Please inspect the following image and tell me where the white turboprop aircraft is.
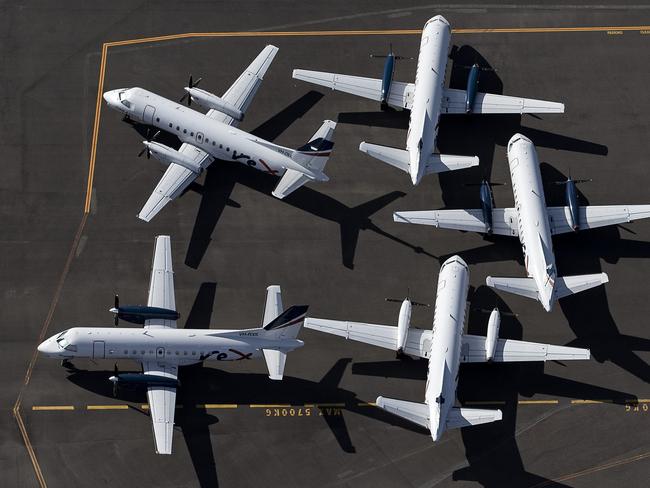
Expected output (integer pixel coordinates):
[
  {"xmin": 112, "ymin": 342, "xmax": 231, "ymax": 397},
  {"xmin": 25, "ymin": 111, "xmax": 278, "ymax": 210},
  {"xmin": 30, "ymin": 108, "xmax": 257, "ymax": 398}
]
[
  {"xmin": 103, "ymin": 45, "xmax": 337, "ymax": 221},
  {"xmin": 395, "ymin": 133, "xmax": 650, "ymax": 311},
  {"xmin": 305, "ymin": 255, "xmax": 589, "ymax": 441},
  {"xmin": 37, "ymin": 236, "xmax": 307, "ymax": 455},
  {"xmin": 293, "ymin": 15, "xmax": 564, "ymax": 185}
]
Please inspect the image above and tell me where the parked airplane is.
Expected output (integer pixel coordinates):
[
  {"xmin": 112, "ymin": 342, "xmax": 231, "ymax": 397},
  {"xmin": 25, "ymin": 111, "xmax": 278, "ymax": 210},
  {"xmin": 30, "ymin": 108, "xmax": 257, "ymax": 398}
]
[
  {"xmin": 293, "ymin": 15, "xmax": 564, "ymax": 185},
  {"xmin": 37, "ymin": 236, "xmax": 307, "ymax": 455},
  {"xmin": 305, "ymin": 255, "xmax": 590, "ymax": 441},
  {"xmin": 103, "ymin": 45, "xmax": 337, "ymax": 222},
  {"xmin": 394, "ymin": 133, "xmax": 650, "ymax": 311}
]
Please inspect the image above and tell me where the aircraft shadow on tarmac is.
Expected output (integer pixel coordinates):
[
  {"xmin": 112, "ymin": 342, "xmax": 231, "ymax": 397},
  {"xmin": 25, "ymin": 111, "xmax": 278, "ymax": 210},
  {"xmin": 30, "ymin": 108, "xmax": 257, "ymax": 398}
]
[
  {"xmin": 64, "ymin": 282, "xmax": 428, "ymax": 486},
  {"xmin": 351, "ymin": 287, "xmax": 635, "ymax": 487},
  {"xmin": 431, "ymin": 163, "xmax": 650, "ymax": 384},
  {"xmin": 336, "ymin": 45, "xmax": 608, "ymax": 210}
]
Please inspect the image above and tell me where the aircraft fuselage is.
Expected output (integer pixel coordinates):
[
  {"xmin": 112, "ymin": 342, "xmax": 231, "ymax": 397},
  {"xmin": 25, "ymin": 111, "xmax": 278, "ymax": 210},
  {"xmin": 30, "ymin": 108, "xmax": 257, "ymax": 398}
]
[
  {"xmin": 507, "ymin": 134, "xmax": 557, "ymax": 311},
  {"xmin": 425, "ymin": 255, "xmax": 469, "ymax": 440},
  {"xmin": 38, "ymin": 326, "xmax": 303, "ymax": 365},
  {"xmin": 406, "ymin": 15, "xmax": 451, "ymax": 185},
  {"xmin": 103, "ymin": 87, "xmax": 301, "ymax": 177}
]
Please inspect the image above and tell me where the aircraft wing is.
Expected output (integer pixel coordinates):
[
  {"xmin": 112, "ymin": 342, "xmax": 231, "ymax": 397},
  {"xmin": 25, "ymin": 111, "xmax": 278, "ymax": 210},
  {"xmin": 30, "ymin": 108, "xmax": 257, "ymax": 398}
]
[
  {"xmin": 207, "ymin": 45, "xmax": 279, "ymax": 127},
  {"xmin": 143, "ymin": 360, "xmax": 178, "ymax": 455},
  {"xmin": 304, "ymin": 318, "xmax": 431, "ymax": 357},
  {"xmin": 441, "ymin": 88, "xmax": 565, "ymax": 114},
  {"xmin": 461, "ymin": 334, "xmax": 590, "ymax": 362},
  {"xmin": 138, "ymin": 143, "xmax": 213, "ymax": 222},
  {"xmin": 145, "ymin": 235, "xmax": 177, "ymax": 329},
  {"xmin": 548, "ymin": 205, "xmax": 650, "ymax": 235},
  {"xmin": 393, "ymin": 208, "xmax": 519, "ymax": 236},
  {"xmin": 292, "ymin": 69, "xmax": 414, "ymax": 109}
]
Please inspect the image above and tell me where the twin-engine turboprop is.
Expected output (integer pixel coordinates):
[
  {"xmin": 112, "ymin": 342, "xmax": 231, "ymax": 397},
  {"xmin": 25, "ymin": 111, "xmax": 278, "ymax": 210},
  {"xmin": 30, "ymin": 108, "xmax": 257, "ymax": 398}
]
[
  {"xmin": 293, "ymin": 15, "xmax": 564, "ymax": 185},
  {"xmin": 103, "ymin": 45, "xmax": 337, "ymax": 222},
  {"xmin": 38, "ymin": 236, "xmax": 307, "ymax": 455},
  {"xmin": 394, "ymin": 133, "xmax": 650, "ymax": 312},
  {"xmin": 305, "ymin": 255, "xmax": 590, "ymax": 441}
]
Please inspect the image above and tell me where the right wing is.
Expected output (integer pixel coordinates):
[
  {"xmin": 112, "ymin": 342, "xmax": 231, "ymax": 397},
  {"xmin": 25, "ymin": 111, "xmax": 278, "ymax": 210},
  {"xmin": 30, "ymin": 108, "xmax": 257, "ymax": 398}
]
[
  {"xmin": 304, "ymin": 318, "xmax": 431, "ymax": 358},
  {"xmin": 271, "ymin": 168, "xmax": 311, "ymax": 199},
  {"xmin": 461, "ymin": 334, "xmax": 590, "ymax": 362},
  {"xmin": 145, "ymin": 235, "xmax": 177, "ymax": 329},
  {"xmin": 548, "ymin": 205, "xmax": 650, "ymax": 235},
  {"xmin": 375, "ymin": 396, "xmax": 430, "ymax": 430},
  {"xmin": 138, "ymin": 143, "xmax": 213, "ymax": 222},
  {"xmin": 393, "ymin": 208, "xmax": 519, "ymax": 236},
  {"xmin": 207, "ymin": 45, "xmax": 279, "ymax": 127},
  {"xmin": 441, "ymin": 88, "xmax": 565, "ymax": 114},
  {"xmin": 446, "ymin": 407, "xmax": 502, "ymax": 429},
  {"xmin": 292, "ymin": 69, "xmax": 414, "ymax": 109},
  {"xmin": 143, "ymin": 360, "xmax": 178, "ymax": 455}
]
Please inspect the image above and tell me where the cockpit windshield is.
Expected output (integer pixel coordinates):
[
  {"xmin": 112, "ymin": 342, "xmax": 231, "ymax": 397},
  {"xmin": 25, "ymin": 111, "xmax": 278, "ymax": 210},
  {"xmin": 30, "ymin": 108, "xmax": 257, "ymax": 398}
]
[
  {"xmin": 118, "ymin": 89, "xmax": 131, "ymax": 108},
  {"xmin": 55, "ymin": 330, "xmax": 77, "ymax": 351}
]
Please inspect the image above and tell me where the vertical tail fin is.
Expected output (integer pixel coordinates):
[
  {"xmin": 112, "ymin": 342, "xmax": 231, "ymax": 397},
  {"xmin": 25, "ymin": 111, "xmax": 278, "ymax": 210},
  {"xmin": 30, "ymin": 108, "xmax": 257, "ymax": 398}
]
[
  {"xmin": 263, "ymin": 304, "xmax": 308, "ymax": 340},
  {"xmin": 261, "ymin": 304, "xmax": 307, "ymax": 380},
  {"xmin": 290, "ymin": 119, "xmax": 336, "ymax": 173}
]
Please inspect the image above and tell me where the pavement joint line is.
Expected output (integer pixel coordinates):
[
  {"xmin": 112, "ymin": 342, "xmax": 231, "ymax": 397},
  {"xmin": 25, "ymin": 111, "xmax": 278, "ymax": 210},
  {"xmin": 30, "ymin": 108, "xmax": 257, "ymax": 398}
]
[{"xmin": 22, "ymin": 25, "xmax": 650, "ymax": 488}]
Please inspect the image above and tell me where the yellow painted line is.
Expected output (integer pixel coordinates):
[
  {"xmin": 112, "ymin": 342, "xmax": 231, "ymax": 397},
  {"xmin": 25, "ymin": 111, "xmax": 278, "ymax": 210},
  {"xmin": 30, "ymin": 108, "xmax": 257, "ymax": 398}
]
[
  {"xmin": 199, "ymin": 404, "xmax": 238, "ymax": 409},
  {"xmin": 31, "ymin": 405, "xmax": 75, "ymax": 411},
  {"xmin": 140, "ymin": 404, "xmax": 149, "ymax": 410},
  {"xmin": 357, "ymin": 402, "xmax": 377, "ymax": 407},
  {"xmin": 518, "ymin": 400, "xmax": 559, "ymax": 405},
  {"xmin": 249, "ymin": 404, "xmax": 292, "ymax": 408},
  {"xmin": 571, "ymin": 399, "xmax": 612, "ymax": 404},
  {"xmin": 86, "ymin": 404, "xmax": 129, "ymax": 410}
]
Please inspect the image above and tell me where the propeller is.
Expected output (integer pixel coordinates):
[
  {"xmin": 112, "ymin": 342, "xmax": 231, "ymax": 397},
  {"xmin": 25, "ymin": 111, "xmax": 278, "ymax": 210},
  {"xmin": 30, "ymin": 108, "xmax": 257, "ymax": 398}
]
[
  {"xmin": 179, "ymin": 74, "xmax": 203, "ymax": 106},
  {"xmin": 473, "ymin": 307, "xmax": 518, "ymax": 317},
  {"xmin": 385, "ymin": 288, "xmax": 429, "ymax": 307},
  {"xmin": 110, "ymin": 363, "xmax": 119, "ymax": 397},
  {"xmin": 111, "ymin": 294, "xmax": 119, "ymax": 326},
  {"xmin": 137, "ymin": 128, "xmax": 161, "ymax": 159}
]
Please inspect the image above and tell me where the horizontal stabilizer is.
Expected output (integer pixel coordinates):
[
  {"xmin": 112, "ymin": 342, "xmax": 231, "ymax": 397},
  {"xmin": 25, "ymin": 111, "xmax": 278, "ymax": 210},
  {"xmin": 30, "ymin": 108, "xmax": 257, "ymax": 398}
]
[
  {"xmin": 359, "ymin": 142, "xmax": 410, "ymax": 173},
  {"xmin": 485, "ymin": 276, "xmax": 538, "ymax": 300},
  {"xmin": 461, "ymin": 334, "xmax": 591, "ymax": 362},
  {"xmin": 375, "ymin": 396, "xmax": 429, "ymax": 429},
  {"xmin": 393, "ymin": 208, "xmax": 518, "ymax": 236},
  {"xmin": 262, "ymin": 349, "xmax": 287, "ymax": 380},
  {"xmin": 446, "ymin": 407, "xmax": 502, "ymax": 429},
  {"xmin": 424, "ymin": 153, "xmax": 479, "ymax": 175},
  {"xmin": 555, "ymin": 273, "xmax": 609, "ymax": 299},
  {"xmin": 272, "ymin": 168, "xmax": 311, "ymax": 199},
  {"xmin": 441, "ymin": 88, "xmax": 565, "ymax": 114}
]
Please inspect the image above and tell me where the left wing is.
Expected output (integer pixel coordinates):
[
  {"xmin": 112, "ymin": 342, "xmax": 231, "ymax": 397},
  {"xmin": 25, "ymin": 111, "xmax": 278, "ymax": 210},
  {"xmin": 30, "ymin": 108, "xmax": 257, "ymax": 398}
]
[
  {"xmin": 292, "ymin": 69, "xmax": 414, "ymax": 109},
  {"xmin": 138, "ymin": 143, "xmax": 213, "ymax": 222},
  {"xmin": 548, "ymin": 205, "xmax": 650, "ymax": 235},
  {"xmin": 441, "ymin": 88, "xmax": 564, "ymax": 114},
  {"xmin": 304, "ymin": 318, "xmax": 431, "ymax": 357},
  {"xmin": 393, "ymin": 208, "xmax": 519, "ymax": 236},
  {"xmin": 143, "ymin": 360, "xmax": 178, "ymax": 455},
  {"xmin": 146, "ymin": 235, "xmax": 177, "ymax": 329},
  {"xmin": 461, "ymin": 334, "xmax": 590, "ymax": 363},
  {"xmin": 207, "ymin": 45, "xmax": 279, "ymax": 127}
]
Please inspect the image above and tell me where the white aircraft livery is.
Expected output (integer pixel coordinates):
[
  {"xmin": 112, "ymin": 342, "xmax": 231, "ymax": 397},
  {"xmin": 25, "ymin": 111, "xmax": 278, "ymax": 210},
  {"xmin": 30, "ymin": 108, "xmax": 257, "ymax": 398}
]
[
  {"xmin": 293, "ymin": 15, "xmax": 564, "ymax": 185},
  {"xmin": 103, "ymin": 45, "xmax": 337, "ymax": 221},
  {"xmin": 395, "ymin": 133, "xmax": 650, "ymax": 311},
  {"xmin": 305, "ymin": 255, "xmax": 590, "ymax": 441},
  {"xmin": 38, "ymin": 236, "xmax": 307, "ymax": 455}
]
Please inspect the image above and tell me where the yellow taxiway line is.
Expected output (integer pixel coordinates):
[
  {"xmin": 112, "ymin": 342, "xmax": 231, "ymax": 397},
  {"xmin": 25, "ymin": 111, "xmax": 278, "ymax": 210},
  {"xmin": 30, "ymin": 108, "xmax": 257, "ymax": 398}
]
[{"xmin": 31, "ymin": 405, "xmax": 75, "ymax": 411}]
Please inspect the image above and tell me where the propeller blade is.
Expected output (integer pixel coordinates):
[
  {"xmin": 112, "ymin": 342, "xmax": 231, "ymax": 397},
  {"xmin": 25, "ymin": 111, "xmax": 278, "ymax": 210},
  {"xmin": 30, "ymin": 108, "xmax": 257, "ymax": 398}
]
[
  {"xmin": 152, "ymin": 130, "xmax": 161, "ymax": 141},
  {"xmin": 385, "ymin": 298, "xmax": 403, "ymax": 303},
  {"xmin": 112, "ymin": 381, "xmax": 118, "ymax": 398},
  {"xmin": 114, "ymin": 295, "xmax": 119, "ymax": 309},
  {"xmin": 411, "ymin": 301, "xmax": 430, "ymax": 307},
  {"xmin": 179, "ymin": 93, "xmax": 189, "ymax": 103},
  {"xmin": 137, "ymin": 146, "xmax": 147, "ymax": 158}
]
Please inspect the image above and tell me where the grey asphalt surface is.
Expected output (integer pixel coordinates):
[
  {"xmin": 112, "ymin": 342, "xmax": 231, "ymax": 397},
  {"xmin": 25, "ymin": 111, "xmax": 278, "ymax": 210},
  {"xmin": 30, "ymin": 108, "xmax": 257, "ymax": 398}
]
[{"xmin": 1, "ymin": 1, "xmax": 650, "ymax": 487}]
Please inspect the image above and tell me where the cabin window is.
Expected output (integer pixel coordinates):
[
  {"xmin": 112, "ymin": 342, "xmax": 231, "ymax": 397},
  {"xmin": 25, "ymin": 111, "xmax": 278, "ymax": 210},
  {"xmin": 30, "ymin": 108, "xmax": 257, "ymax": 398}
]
[
  {"xmin": 175, "ymin": 351, "xmax": 179, "ymax": 355},
  {"xmin": 183, "ymin": 129, "xmax": 187, "ymax": 134},
  {"xmin": 205, "ymin": 138, "xmax": 209, "ymax": 143},
  {"xmin": 156, "ymin": 117, "xmax": 160, "ymax": 122},
  {"xmin": 132, "ymin": 350, "xmax": 136, "ymax": 355},
  {"xmin": 169, "ymin": 123, "xmax": 172, "ymax": 128},
  {"xmin": 190, "ymin": 132, "xmax": 194, "ymax": 136},
  {"xmin": 124, "ymin": 350, "xmax": 128, "ymax": 354},
  {"xmin": 226, "ymin": 147, "xmax": 230, "ymax": 152},
  {"xmin": 212, "ymin": 141, "xmax": 215, "ymax": 146},
  {"xmin": 176, "ymin": 126, "xmax": 180, "ymax": 131},
  {"xmin": 149, "ymin": 350, "xmax": 153, "ymax": 354},
  {"xmin": 141, "ymin": 350, "xmax": 145, "ymax": 355}
]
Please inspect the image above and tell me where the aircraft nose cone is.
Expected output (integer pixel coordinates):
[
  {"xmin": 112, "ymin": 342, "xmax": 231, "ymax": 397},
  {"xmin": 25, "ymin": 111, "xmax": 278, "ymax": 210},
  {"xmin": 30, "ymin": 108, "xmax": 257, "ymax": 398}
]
[
  {"xmin": 103, "ymin": 89, "xmax": 121, "ymax": 106},
  {"xmin": 37, "ymin": 338, "xmax": 57, "ymax": 355}
]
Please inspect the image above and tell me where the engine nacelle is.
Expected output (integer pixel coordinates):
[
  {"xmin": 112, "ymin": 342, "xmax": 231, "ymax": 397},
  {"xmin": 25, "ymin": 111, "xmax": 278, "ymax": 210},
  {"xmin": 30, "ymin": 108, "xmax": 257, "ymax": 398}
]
[
  {"xmin": 565, "ymin": 179, "xmax": 580, "ymax": 231},
  {"xmin": 479, "ymin": 180, "xmax": 494, "ymax": 234},
  {"xmin": 185, "ymin": 87, "xmax": 244, "ymax": 121},
  {"xmin": 465, "ymin": 64, "xmax": 480, "ymax": 113},
  {"xmin": 485, "ymin": 308, "xmax": 500, "ymax": 361},
  {"xmin": 144, "ymin": 141, "xmax": 203, "ymax": 174},
  {"xmin": 396, "ymin": 299, "xmax": 412, "ymax": 353}
]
